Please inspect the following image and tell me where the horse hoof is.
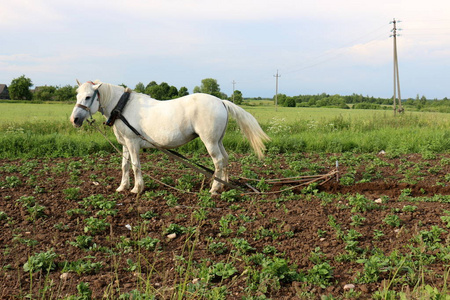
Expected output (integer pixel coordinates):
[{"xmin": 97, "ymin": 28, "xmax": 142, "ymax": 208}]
[{"xmin": 131, "ymin": 187, "xmax": 143, "ymax": 194}]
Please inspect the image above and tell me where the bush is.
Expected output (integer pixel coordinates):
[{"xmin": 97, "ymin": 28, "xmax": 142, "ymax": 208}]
[{"xmin": 353, "ymin": 102, "xmax": 382, "ymax": 110}]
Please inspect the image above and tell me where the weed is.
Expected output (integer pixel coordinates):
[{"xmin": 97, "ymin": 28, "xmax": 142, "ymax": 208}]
[
  {"xmin": 63, "ymin": 187, "xmax": 81, "ymax": 200},
  {"xmin": 140, "ymin": 210, "xmax": 158, "ymax": 219},
  {"xmin": 164, "ymin": 223, "xmax": 187, "ymax": 235},
  {"xmin": 209, "ymin": 262, "xmax": 237, "ymax": 279},
  {"xmin": 208, "ymin": 242, "xmax": 228, "ymax": 255},
  {"xmin": 23, "ymin": 249, "xmax": 58, "ymax": 273},
  {"xmin": 232, "ymin": 238, "xmax": 255, "ymax": 254},
  {"xmin": 69, "ymin": 235, "xmax": 94, "ymax": 250},
  {"xmin": 221, "ymin": 189, "xmax": 243, "ymax": 202},
  {"xmin": 402, "ymin": 205, "xmax": 418, "ymax": 212},
  {"xmin": 348, "ymin": 194, "xmax": 378, "ymax": 212},
  {"xmin": 62, "ymin": 258, "xmax": 103, "ymax": 275},
  {"xmin": 137, "ymin": 237, "xmax": 160, "ymax": 251},
  {"xmin": 383, "ymin": 214, "xmax": 402, "ymax": 227},
  {"xmin": 83, "ymin": 217, "xmax": 110, "ymax": 235},
  {"xmin": 165, "ymin": 193, "xmax": 179, "ymax": 207},
  {"xmin": 373, "ymin": 229, "xmax": 385, "ymax": 240},
  {"xmin": 0, "ymin": 211, "xmax": 8, "ymax": 221},
  {"xmin": 63, "ymin": 282, "xmax": 92, "ymax": 300},
  {"xmin": 4, "ymin": 176, "xmax": 22, "ymax": 187},
  {"xmin": 350, "ymin": 214, "xmax": 366, "ymax": 226},
  {"xmin": 307, "ymin": 262, "xmax": 334, "ymax": 288}
]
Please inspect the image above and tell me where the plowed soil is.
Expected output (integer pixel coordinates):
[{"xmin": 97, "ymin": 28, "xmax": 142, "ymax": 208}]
[{"xmin": 1, "ymin": 152, "xmax": 449, "ymax": 299}]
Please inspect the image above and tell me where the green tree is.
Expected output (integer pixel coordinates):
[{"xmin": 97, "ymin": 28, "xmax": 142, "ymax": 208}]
[
  {"xmin": 194, "ymin": 78, "xmax": 223, "ymax": 98},
  {"xmin": 147, "ymin": 84, "xmax": 164, "ymax": 99},
  {"xmin": 167, "ymin": 86, "xmax": 178, "ymax": 99},
  {"xmin": 9, "ymin": 75, "xmax": 33, "ymax": 100},
  {"xmin": 178, "ymin": 86, "xmax": 189, "ymax": 97},
  {"xmin": 284, "ymin": 98, "xmax": 296, "ymax": 107},
  {"xmin": 231, "ymin": 90, "xmax": 243, "ymax": 105},
  {"xmin": 34, "ymin": 85, "xmax": 56, "ymax": 101},
  {"xmin": 55, "ymin": 85, "xmax": 77, "ymax": 101},
  {"xmin": 134, "ymin": 82, "xmax": 145, "ymax": 93},
  {"xmin": 145, "ymin": 81, "xmax": 158, "ymax": 94}
]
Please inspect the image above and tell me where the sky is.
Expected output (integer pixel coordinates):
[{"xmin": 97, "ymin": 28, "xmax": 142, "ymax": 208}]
[{"xmin": 1, "ymin": 0, "xmax": 450, "ymax": 99}]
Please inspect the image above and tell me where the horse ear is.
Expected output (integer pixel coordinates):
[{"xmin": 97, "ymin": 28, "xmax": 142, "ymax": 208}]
[
  {"xmin": 93, "ymin": 83, "xmax": 103, "ymax": 90},
  {"xmin": 76, "ymin": 79, "xmax": 81, "ymax": 86}
]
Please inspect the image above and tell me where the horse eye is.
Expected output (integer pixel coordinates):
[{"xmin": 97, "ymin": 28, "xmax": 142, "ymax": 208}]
[{"xmin": 85, "ymin": 96, "xmax": 91, "ymax": 100}]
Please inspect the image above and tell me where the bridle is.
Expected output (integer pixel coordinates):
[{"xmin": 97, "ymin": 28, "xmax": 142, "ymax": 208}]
[{"xmin": 75, "ymin": 82, "xmax": 102, "ymax": 114}]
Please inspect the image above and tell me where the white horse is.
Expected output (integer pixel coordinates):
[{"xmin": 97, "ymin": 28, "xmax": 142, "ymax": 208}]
[{"xmin": 70, "ymin": 80, "xmax": 270, "ymax": 194}]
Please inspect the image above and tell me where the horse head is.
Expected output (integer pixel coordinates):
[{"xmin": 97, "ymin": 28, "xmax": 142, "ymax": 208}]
[{"xmin": 70, "ymin": 80, "xmax": 102, "ymax": 127}]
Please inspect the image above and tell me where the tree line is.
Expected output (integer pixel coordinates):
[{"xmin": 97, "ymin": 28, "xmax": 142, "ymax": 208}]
[
  {"xmin": 4, "ymin": 75, "xmax": 244, "ymax": 104},
  {"xmin": 4, "ymin": 75, "xmax": 449, "ymax": 112},
  {"xmin": 274, "ymin": 92, "xmax": 450, "ymax": 112}
]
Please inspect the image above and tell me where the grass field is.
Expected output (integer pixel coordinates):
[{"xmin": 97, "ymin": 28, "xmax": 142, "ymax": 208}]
[{"xmin": 0, "ymin": 102, "xmax": 449, "ymax": 159}]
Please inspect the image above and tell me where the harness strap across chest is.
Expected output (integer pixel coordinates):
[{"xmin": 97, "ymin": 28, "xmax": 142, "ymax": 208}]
[{"xmin": 105, "ymin": 88, "xmax": 132, "ymax": 126}]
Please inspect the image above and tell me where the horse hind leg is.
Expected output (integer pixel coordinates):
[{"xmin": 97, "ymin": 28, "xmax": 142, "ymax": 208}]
[
  {"xmin": 205, "ymin": 142, "xmax": 228, "ymax": 195},
  {"xmin": 219, "ymin": 142, "xmax": 229, "ymax": 183}
]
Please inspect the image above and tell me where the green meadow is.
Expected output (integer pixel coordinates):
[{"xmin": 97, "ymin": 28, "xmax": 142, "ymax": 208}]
[{"xmin": 0, "ymin": 102, "xmax": 449, "ymax": 159}]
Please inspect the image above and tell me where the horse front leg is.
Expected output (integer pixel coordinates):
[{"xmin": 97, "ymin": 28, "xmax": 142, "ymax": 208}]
[
  {"xmin": 116, "ymin": 145, "xmax": 130, "ymax": 192},
  {"xmin": 127, "ymin": 142, "xmax": 144, "ymax": 194}
]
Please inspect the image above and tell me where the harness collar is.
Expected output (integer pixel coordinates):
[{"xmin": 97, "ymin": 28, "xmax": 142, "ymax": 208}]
[{"xmin": 105, "ymin": 88, "xmax": 132, "ymax": 126}]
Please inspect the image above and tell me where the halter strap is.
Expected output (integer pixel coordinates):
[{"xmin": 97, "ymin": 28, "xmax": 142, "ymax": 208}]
[{"xmin": 76, "ymin": 86, "xmax": 101, "ymax": 113}]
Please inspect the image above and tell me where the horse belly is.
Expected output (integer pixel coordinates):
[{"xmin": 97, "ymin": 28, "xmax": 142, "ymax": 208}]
[{"xmin": 140, "ymin": 120, "xmax": 197, "ymax": 149}]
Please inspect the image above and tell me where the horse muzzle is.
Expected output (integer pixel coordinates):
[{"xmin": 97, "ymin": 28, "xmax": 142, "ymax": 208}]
[{"xmin": 70, "ymin": 114, "xmax": 85, "ymax": 127}]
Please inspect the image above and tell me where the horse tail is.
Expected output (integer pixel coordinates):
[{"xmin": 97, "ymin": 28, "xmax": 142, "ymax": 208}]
[{"xmin": 222, "ymin": 100, "xmax": 270, "ymax": 159}]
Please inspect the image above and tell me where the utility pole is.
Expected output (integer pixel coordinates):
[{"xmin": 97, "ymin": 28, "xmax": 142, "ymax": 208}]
[
  {"xmin": 274, "ymin": 70, "xmax": 281, "ymax": 111},
  {"xmin": 231, "ymin": 80, "xmax": 236, "ymax": 103},
  {"xmin": 390, "ymin": 18, "xmax": 403, "ymax": 115}
]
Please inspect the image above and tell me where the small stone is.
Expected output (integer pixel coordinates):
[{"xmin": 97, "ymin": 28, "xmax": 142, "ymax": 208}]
[
  {"xmin": 374, "ymin": 198, "xmax": 383, "ymax": 203},
  {"xmin": 192, "ymin": 278, "xmax": 200, "ymax": 284},
  {"xmin": 60, "ymin": 273, "xmax": 69, "ymax": 280},
  {"xmin": 343, "ymin": 283, "xmax": 355, "ymax": 290},
  {"xmin": 167, "ymin": 233, "xmax": 177, "ymax": 239},
  {"xmin": 379, "ymin": 150, "xmax": 386, "ymax": 155}
]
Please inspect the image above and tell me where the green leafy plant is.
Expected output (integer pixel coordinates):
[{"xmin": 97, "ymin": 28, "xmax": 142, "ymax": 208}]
[
  {"xmin": 137, "ymin": 237, "xmax": 160, "ymax": 251},
  {"xmin": 62, "ymin": 258, "xmax": 103, "ymax": 275},
  {"xmin": 350, "ymin": 214, "xmax": 366, "ymax": 226},
  {"xmin": 307, "ymin": 262, "xmax": 334, "ymax": 288},
  {"xmin": 69, "ymin": 235, "xmax": 94, "ymax": 250},
  {"xmin": 231, "ymin": 238, "xmax": 255, "ymax": 253},
  {"xmin": 0, "ymin": 211, "xmax": 8, "ymax": 221},
  {"xmin": 209, "ymin": 262, "xmax": 237, "ymax": 279},
  {"xmin": 83, "ymin": 217, "xmax": 110, "ymax": 235},
  {"xmin": 140, "ymin": 210, "xmax": 158, "ymax": 219},
  {"xmin": 208, "ymin": 242, "xmax": 228, "ymax": 255},
  {"xmin": 23, "ymin": 249, "xmax": 58, "ymax": 273},
  {"xmin": 164, "ymin": 223, "xmax": 187, "ymax": 235},
  {"xmin": 383, "ymin": 214, "xmax": 402, "ymax": 227},
  {"xmin": 348, "ymin": 194, "xmax": 378, "ymax": 212},
  {"xmin": 63, "ymin": 187, "xmax": 81, "ymax": 200}
]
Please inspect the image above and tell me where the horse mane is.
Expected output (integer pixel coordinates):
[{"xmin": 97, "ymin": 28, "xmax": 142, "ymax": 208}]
[{"xmin": 95, "ymin": 80, "xmax": 121, "ymax": 107}]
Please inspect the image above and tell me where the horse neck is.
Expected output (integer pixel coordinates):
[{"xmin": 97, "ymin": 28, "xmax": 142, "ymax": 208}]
[{"xmin": 98, "ymin": 83, "xmax": 123, "ymax": 117}]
